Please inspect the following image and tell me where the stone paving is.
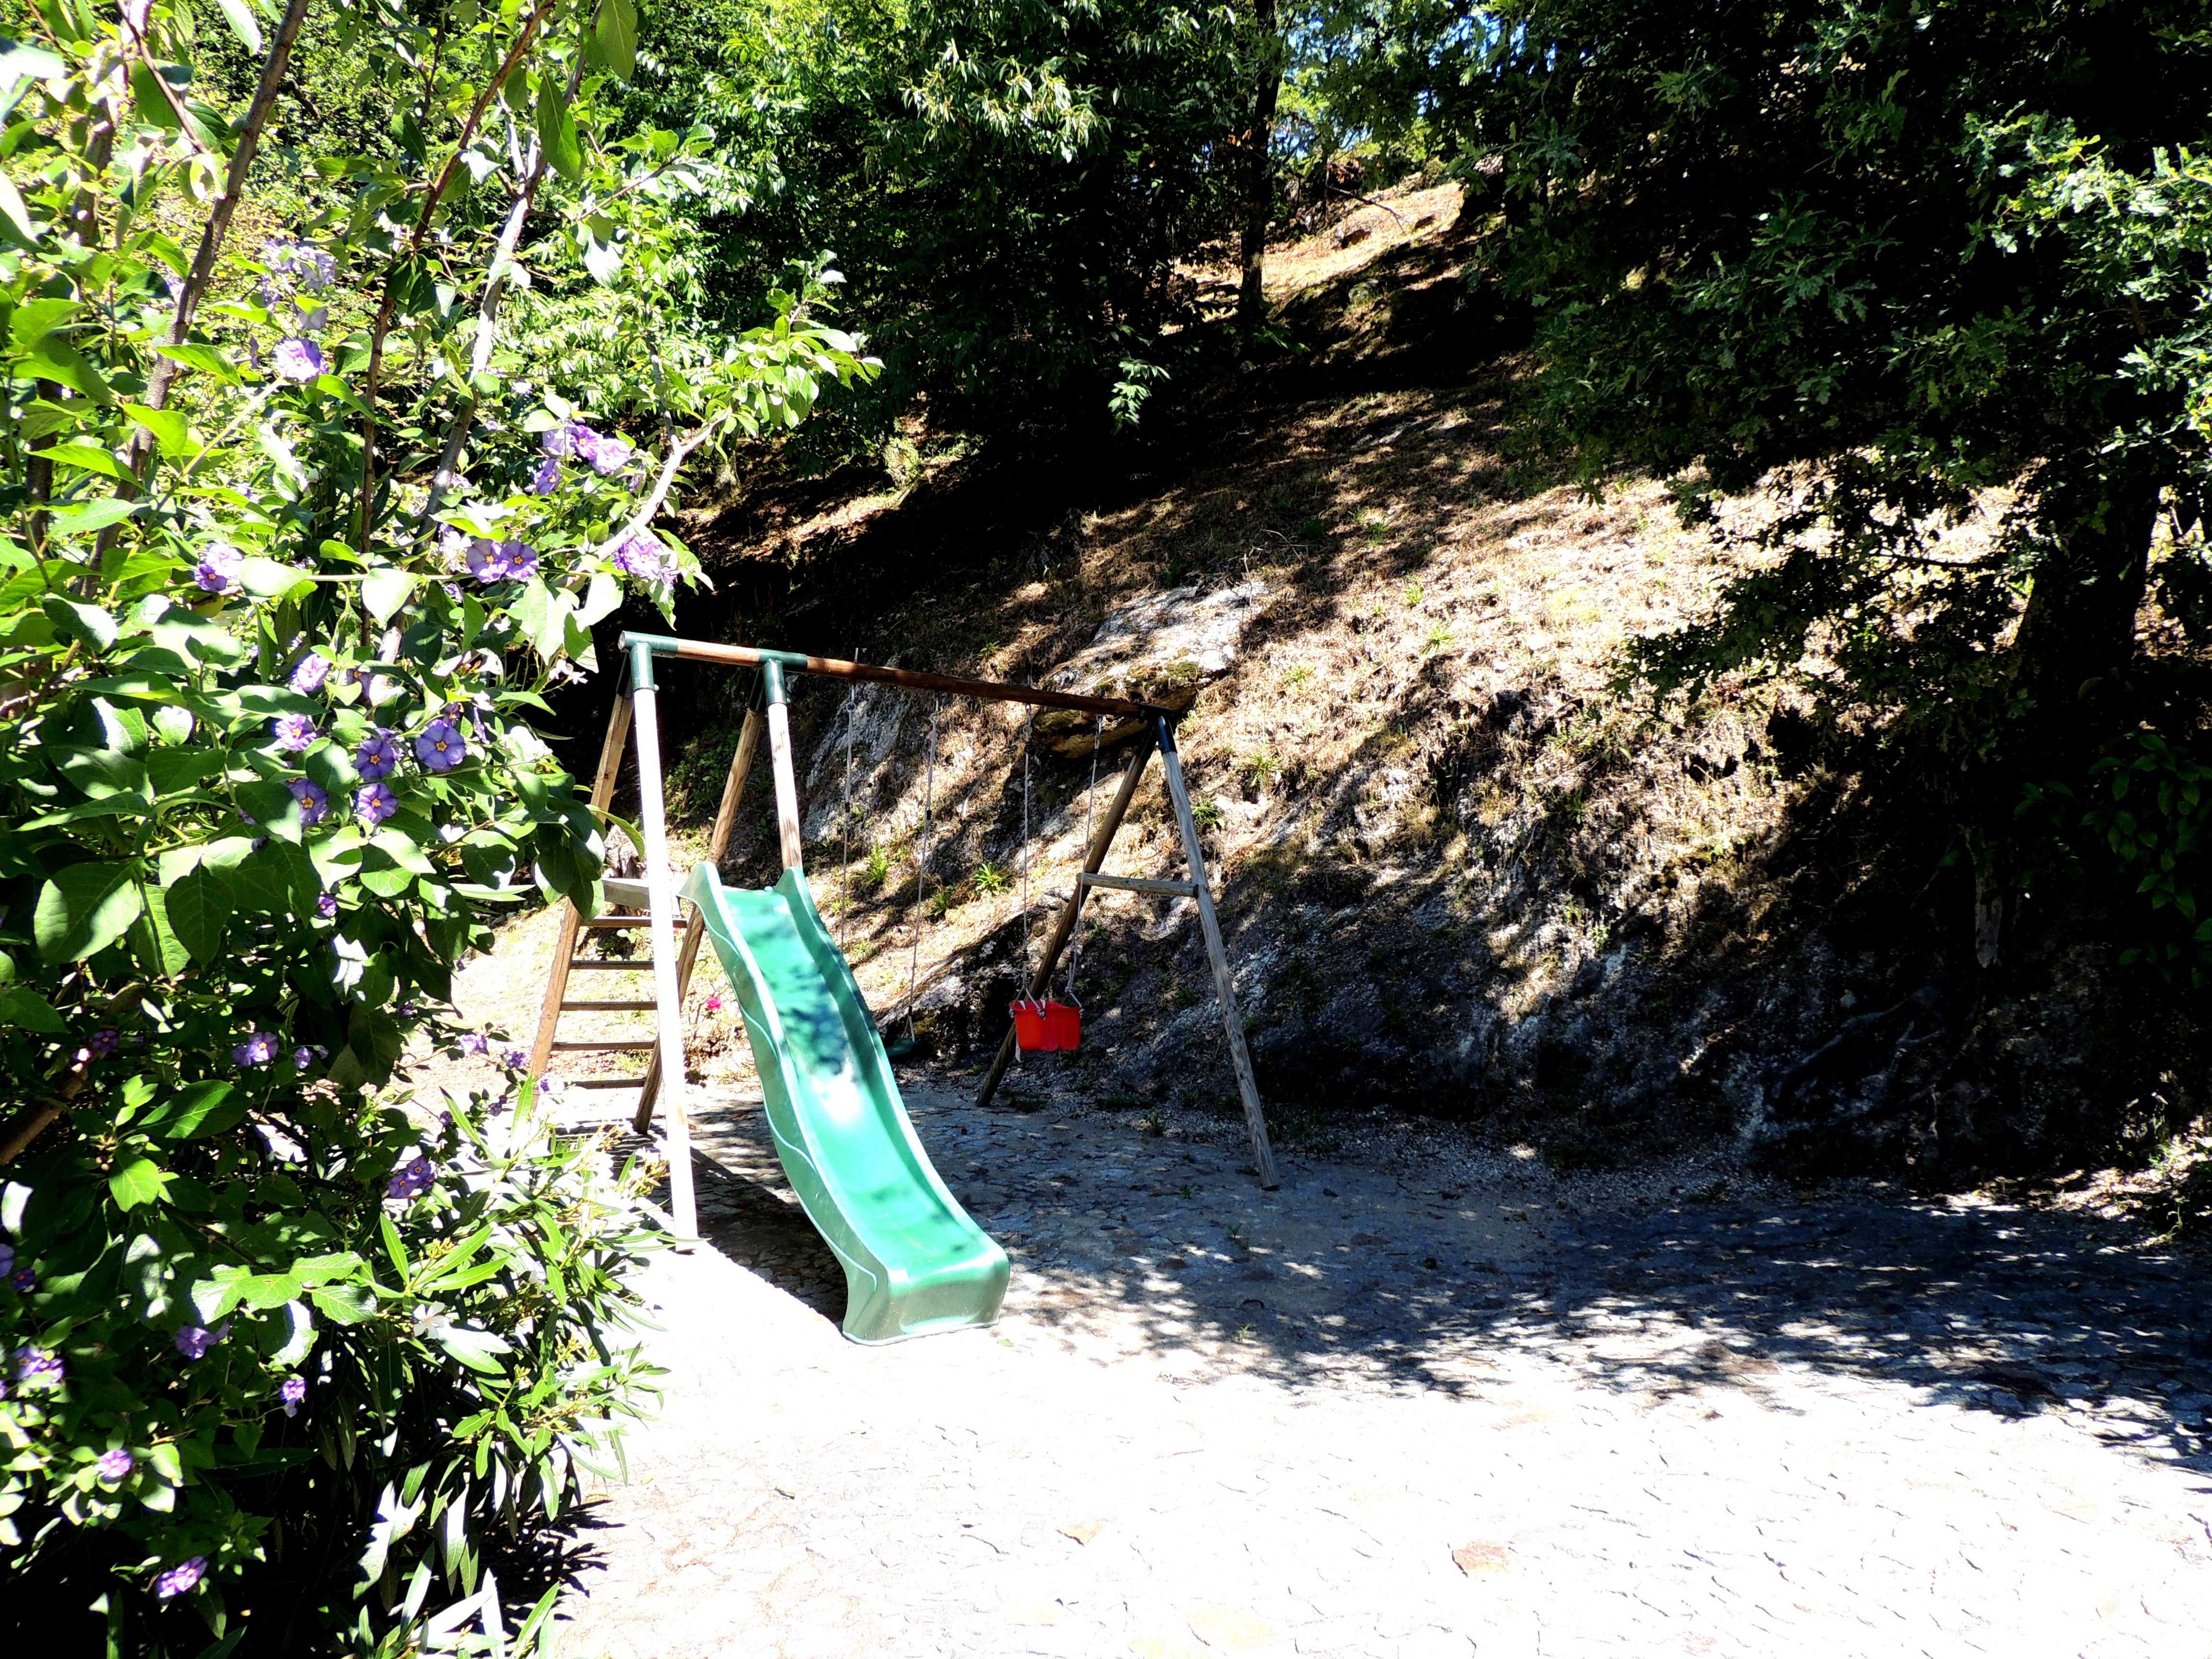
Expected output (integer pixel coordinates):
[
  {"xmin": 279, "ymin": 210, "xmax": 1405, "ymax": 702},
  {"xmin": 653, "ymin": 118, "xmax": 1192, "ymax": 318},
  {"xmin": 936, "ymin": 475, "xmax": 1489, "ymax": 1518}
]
[{"xmin": 551, "ymin": 1072, "xmax": 2212, "ymax": 1659}]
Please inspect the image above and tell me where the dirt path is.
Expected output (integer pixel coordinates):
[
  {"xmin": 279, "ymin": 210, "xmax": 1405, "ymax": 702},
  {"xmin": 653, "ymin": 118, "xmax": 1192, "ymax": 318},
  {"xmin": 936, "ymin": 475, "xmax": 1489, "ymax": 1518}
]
[
  {"xmin": 529, "ymin": 1059, "xmax": 2212, "ymax": 1659},
  {"xmin": 433, "ymin": 910, "xmax": 2212, "ymax": 1657}
]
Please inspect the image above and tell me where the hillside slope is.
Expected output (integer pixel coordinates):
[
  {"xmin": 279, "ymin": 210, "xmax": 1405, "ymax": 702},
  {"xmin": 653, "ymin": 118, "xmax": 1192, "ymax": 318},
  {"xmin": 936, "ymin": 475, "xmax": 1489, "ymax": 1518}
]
[{"xmin": 578, "ymin": 182, "xmax": 2201, "ymax": 1182}]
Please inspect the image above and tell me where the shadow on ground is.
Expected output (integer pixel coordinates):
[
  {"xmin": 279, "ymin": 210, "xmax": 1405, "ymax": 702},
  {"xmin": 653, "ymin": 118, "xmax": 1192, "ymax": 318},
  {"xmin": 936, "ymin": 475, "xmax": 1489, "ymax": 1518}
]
[{"xmin": 660, "ymin": 1078, "xmax": 2212, "ymax": 1480}]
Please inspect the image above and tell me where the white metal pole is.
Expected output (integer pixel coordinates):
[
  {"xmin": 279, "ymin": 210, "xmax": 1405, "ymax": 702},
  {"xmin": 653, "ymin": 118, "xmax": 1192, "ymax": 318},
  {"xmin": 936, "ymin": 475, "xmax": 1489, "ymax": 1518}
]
[{"xmin": 627, "ymin": 642, "xmax": 698, "ymax": 1242}]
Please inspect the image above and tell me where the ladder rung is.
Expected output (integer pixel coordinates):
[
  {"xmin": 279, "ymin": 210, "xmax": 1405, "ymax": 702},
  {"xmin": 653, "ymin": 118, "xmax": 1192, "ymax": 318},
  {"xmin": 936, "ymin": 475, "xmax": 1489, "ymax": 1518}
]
[
  {"xmin": 566, "ymin": 1075, "xmax": 648, "ymax": 1089},
  {"xmin": 565, "ymin": 959, "xmax": 656, "ymax": 971},
  {"xmin": 561, "ymin": 999, "xmax": 658, "ymax": 1012},
  {"xmin": 1080, "ymin": 871, "xmax": 1198, "ymax": 897},
  {"xmin": 580, "ymin": 916, "xmax": 693, "ymax": 930},
  {"xmin": 551, "ymin": 1039, "xmax": 657, "ymax": 1051}
]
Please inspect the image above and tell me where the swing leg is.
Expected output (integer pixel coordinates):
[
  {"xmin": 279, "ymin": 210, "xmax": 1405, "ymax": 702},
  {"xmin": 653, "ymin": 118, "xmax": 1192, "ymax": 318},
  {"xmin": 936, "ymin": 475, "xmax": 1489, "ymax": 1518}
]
[
  {"xmin": 628, "ymin": 642, "xmax": 699, "ymax": 1240},
  {"xmin": 1156, "ymin": 719, "xmax": 1280, "ymax": 1190},
  {"xmin": 636, "ymin": 706, "xmax": 763, "ymax": 1133},
  {"xmin": 977, "ymin": 731, "xmax": 1157, "ymax": 1108}
]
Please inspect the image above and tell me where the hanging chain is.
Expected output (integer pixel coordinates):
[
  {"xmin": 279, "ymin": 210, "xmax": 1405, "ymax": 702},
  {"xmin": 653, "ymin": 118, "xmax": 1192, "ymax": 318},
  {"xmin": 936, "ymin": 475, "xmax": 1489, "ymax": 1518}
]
[
  {"xmin": 1019, "ymin": 709, "xmax": 1034, "ymax": 997},
  {"xmin": 1068, "ymin": 713, "xmax": 1103, "ymax": 1002},
  {"xmin": 904, "ymin": 698, "xmax": 938, "ymax": 1043}
]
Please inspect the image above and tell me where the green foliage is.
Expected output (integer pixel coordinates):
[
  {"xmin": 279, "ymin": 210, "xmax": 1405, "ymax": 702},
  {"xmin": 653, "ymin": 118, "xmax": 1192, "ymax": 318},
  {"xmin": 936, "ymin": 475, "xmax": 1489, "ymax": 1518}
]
[
  {"xmin": 627, "ymin": 0, "xmax": 1253, "ymax": 438},
  {"xmin": 0, "ymin": 0, "xmax": 866, "ymax": 1647},
  {"xmin": 1471, "ymin": 0, "xmax": 2212, "ymax": 959},
  {"xmin": 2084, "ymin": 730, "xmax": 2212, "ymax": 984}
]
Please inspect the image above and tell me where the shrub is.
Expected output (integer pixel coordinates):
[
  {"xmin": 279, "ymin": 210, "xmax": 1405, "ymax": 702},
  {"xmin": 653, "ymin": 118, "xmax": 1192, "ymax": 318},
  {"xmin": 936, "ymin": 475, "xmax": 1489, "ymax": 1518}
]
[{"xmin": 0, "ymin": 1, "xmax": 869, "ymax": 1647}]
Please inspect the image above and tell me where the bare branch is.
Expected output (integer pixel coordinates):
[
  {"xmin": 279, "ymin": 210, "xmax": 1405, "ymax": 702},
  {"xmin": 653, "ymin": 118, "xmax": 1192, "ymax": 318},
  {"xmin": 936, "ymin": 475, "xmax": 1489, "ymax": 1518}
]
[
  {"xmin": 357, "ymin": 0, "xmax": 563, "ymax": 554},
  {"xmin": 592, "ymin": 420, "xmax": 724, "ymax": 558}
]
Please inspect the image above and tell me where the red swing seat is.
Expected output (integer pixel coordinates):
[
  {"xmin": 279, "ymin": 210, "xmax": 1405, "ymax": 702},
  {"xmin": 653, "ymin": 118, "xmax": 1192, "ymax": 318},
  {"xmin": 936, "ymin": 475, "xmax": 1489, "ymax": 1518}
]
[{"xmin": 1010, "ymin": 996, "xmax": 1082, "ymax": 1053}]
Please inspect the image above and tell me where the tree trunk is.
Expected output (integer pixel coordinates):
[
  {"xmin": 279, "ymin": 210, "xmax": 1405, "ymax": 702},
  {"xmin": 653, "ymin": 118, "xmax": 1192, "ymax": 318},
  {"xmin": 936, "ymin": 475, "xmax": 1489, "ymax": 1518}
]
[
  {"xmin": 2012, "ymin": 475, "xmax": 2161, "ymax": 714},
  {"xmin": 1237, "ymin": 0, "xmax": 1282, "ymax": 332}
]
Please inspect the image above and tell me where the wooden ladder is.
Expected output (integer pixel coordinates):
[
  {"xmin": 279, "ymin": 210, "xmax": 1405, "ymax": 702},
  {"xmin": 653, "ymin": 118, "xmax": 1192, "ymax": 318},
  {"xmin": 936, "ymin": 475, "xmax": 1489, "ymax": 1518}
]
[{"xmin": 528, "ymin": 696, "xmax": 762, "ymax": 1127}]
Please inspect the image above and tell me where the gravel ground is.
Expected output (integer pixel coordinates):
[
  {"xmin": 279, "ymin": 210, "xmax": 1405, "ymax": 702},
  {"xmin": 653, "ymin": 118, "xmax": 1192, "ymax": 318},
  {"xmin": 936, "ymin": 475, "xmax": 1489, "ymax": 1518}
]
[{"xmin": 546, "ymin": 1070, "xmax": 2212, "ymax": 1659}]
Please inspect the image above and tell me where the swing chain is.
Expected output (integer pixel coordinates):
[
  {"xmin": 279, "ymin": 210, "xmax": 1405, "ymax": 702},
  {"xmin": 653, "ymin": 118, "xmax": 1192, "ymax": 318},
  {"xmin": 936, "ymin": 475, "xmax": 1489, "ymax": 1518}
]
[{"xmin": 1019, "ymin": 709, "xmax": 1034, "ymax": 995}]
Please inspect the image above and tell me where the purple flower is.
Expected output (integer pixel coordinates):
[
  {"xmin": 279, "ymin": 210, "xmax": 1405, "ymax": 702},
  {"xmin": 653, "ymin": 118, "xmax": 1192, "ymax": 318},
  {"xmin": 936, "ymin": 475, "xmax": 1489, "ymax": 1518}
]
[
  {"xmin": 500, "ymin": 539, "xmax": 538, "ymax": 581},
  {"xmin": 386, "ymin": 1156, "xmax": 436, "ymax": 1201},
  {"xmin": 316, "ymin": 891, "xmax": 338, "ymax": 920},
  {"xmin": 87, "ymin": 1027, "xmax": 119, "ymax": 1057},
  {"xmin": 173, "ymin": 1322, "xmax": 228, "ymax": 1360},
  {"xmin": 530, "ymin": 457, "xmax": 561, "ymax": 494},
  {"xmin": 272, "ymin": 338, "xmax": 325, "ymax": 382},
  {"xmin": 232, "ymin": 1032, "xmax": 278, "ymax": 1068},
  {"xmin": 288, "ymin": 778, "xmax": 329, "ymax": 826},
  {"xmin": 95, "ymin": 1448, "xmax": 133, "ymax": 1482},
  {"xmin": 414, "ymin": 720, "xmax": 466, "ymax": 772},
  {"xmin": 355, "ymin": 728, "xmax": 401, "ymax": 781},
  {"xmin": 355, "ymin": 781, "xmax": 397, "ymax": 826},
  {"xmin": 0, "ymin": 1243, "xmax": 13, "ymax": 1276},
  {"xmin": 10, "ymin": 1269, "xmax": 33, "ymax": 1293},
  {"xmin": 463, "ymin": 538, "xmax": 510, "ymax": 582},
  {"xmin": 611, "ymin": 529, "xmax": 674, "ymax": 584},
  {"xmin": 499, "ymin": 1047, "xmax": 528, "ymax": 1071},
  {"xmin": 289, "ymin": 653, "xmax": 332, "ymax": 695},
  {"xmin": 155, "ymin": 1556, "xmax": 208, "ymax": 1599},
  {"xmin": 13, "ymin": 1346, "xmax": 63, "ymax": 1388},
  {"xmin": 194, "ymin": 542, "xmax": 245, "ymax": 594},
  {"xmin": 540, "ymin": 421, "xmax": 591, "ymax": 458},
  {"xmin": 459, "ymin": 1031, "xmax": 489, "ymax": 1056},
  {"xmin": 271, "ymin": 712, "xmax": 319, "ymax": 752},
  {"xmin": 262, "ymin": 239, "xmax": 335, "ymax": 292},
  {"xmin": 579, "ymin": 430, "xmax": 635, "ymax": 476},
  {"xmin": 278, "ymin": 1374, "xmax": 308, "ymax": 1417},
  {"xmin": 292, "ymin": 1046, "xmax": 316, "ymax": 1071}
]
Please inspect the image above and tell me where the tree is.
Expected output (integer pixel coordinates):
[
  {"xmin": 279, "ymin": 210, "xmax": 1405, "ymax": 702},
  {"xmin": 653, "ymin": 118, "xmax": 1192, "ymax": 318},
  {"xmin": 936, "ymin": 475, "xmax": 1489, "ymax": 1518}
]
[{"xmin": 1470, "ymin": 0, "xmax": 2212, "ymax": 959}]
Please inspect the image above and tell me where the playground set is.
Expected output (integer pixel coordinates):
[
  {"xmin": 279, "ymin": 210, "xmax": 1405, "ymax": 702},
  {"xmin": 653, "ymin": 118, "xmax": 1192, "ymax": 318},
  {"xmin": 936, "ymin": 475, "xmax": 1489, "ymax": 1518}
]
[{"xmin": 528, "ymin": 632, "xmax": 1279, "ymax": 1343}]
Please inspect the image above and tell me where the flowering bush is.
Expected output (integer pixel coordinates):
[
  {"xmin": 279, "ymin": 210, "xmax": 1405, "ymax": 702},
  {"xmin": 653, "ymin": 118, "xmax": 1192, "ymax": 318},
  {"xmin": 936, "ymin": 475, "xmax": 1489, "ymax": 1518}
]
[{"xmin": 0, "ymin": 0, "xmax": 869, "ymax": 1650}]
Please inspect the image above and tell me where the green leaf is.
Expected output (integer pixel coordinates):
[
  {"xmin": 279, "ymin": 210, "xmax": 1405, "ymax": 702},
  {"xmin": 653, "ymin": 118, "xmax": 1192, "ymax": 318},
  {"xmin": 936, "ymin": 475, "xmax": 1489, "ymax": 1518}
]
[
  {"xmin": 0, "ymin": 172, "xmax": 35, "ymax": 244},
  {"xmin": 378, "ymin": 1212, "xmax": 409, "ymax": 1275},
  {"xmin": 155, "ymin": 342, "xmax": 240, "ymax": 384},
  {"xmin": 124, "ymin": 402, "xmax": 195, "ymax": 458},
  {"xmin": 141, "ymin": 1080, "xmax": 243, "ymax": 1141},
  {"xmin": 109, "ymin": 1157, "xmax": 171, "ymax": 1211},
  {"xmin": 590, "ymin": 0, "xmax": 638, "ymax": 82},
  {"xmin": 44, "ymin": 497, "xmax": 140, "ymax": 538},
  {"xmin": 362, "ymin": 566, "xmax": 417, "ymax": 624},
  {"xmin": 535, "ymin": 68, "xmax": 584, "ymax": 182},
  {"xmin": 578, "ymin": 571, "xmax": 622, "ymax": 627},
  {"xmin": 133, "ymin": 887, "xmax": 191, "ymax": 977},
  {"xmin": 309, "ymin": 1281, "xmax": 376, "ymax": 1324},
  {"xmin": 238, "ymin": 1272, "xmax": 301, "ymax": 1310},
  {"xmin": 34, "ymin": 862, "xmax": 144, "ymax": 962},
  {"xmin": 42, "ymin": 441, "xmax": 128, "ymax": 478},
  {"xmin": 41, "ymin": 595, "xmax": 117, "ymax": 649},
  {"xmin": 347, "ymin": 1004, "xmax": 402, "ymax": 1082},
  {"xmin": 431, "ymin": 1325, "xmax": 513, "ymax": 1373},
  {"xmin": 214, "ymin": 0, "xmax": 263, "ymax": 52},
  {"xmin": 238, "ymin": 557, "xmax": 312, "ymax": 599},
  {"xmin": 17, "ymin": 330, "xmax": 113, "ymax": 404},
  {"xmin": 0, "ymin": 986, "xmax": 64, "ymax": 1032},
  {"xmin": 163, "ymin": 865, "xmax": 231, "ymax": 963}
]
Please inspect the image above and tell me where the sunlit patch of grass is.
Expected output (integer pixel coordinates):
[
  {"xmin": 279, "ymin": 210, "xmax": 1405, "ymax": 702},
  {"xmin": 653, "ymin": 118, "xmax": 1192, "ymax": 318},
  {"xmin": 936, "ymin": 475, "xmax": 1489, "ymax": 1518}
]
[{"xmin": 974, "ymin": 862, "xmax": 1009, "ymax": 896}]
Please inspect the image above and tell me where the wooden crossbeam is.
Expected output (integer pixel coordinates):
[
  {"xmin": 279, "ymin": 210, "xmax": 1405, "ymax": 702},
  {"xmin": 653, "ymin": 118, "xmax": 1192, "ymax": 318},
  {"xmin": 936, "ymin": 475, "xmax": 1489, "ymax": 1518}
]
[{"xmin": 1079, "ymin": 871, "xmax": 1198, "ymax": 897}]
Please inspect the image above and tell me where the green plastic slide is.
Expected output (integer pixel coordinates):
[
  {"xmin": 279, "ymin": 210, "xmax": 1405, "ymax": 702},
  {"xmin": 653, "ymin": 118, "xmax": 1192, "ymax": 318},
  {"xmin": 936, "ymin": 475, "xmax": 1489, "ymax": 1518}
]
[{"xmin": 682, "ymin": 863, "xmax": 1010, "ymax": 1343}]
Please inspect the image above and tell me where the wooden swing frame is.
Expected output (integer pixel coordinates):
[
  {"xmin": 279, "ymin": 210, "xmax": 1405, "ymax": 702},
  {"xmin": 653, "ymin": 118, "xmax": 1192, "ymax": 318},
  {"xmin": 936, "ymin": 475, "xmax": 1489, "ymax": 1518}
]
[{"xmin": 529, "ymin": 633, "xmax": 1280, "ymax": 1238}]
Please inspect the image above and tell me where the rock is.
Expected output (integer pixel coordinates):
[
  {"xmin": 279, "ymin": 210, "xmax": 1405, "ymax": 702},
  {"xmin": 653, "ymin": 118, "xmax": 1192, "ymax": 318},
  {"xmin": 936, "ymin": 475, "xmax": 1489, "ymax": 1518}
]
[{"xmin": 1037, "ymin": 581, "xmax": 1270, "ymax": 754}]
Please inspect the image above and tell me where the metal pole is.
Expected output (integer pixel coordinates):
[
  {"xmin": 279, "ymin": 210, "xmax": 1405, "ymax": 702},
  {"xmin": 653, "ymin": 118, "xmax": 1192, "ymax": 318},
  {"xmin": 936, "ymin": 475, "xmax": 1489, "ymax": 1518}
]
[
  {"xmin": 627, "ymin": 640, "xmax": 698, "ymax": 1241},
  {"xmin": 1156, "ymin": 718, "xmax": 1279, "ymax": 1189},
  {"xmin": 763, "ymin": 659, "xmax": 805, "ymax": 873}
]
